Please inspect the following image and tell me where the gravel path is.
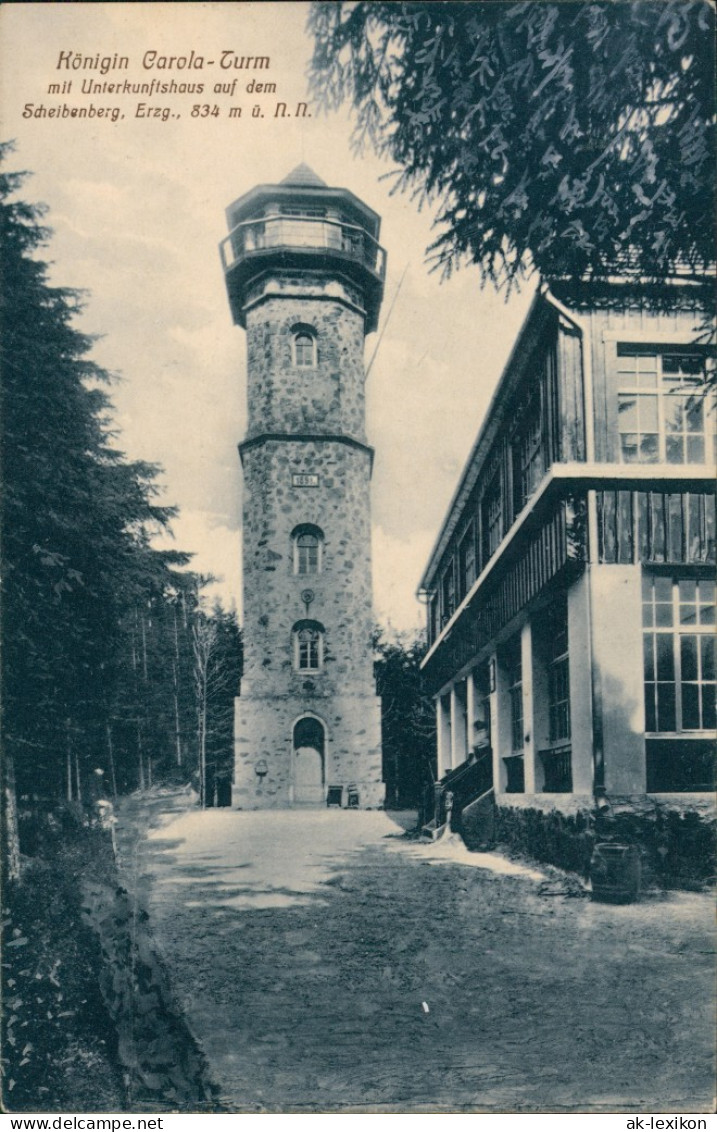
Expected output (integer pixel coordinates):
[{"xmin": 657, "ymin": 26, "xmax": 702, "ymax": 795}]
[{"xmin": 116, "ymin": 794, "xmax": 715, "ymax": 1113}]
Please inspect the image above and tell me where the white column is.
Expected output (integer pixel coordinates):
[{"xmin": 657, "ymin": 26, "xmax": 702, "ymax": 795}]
[
  {"xmin": 466, "ymin": 671, "xmax": 476, "ymax": 758},
  {"xmin": 436, "ymin": 695, "xmax": 451, "ymax": 779},
  {"xmin": 521, "ymin": 620, "xmax": 536, "ymax": 794},
  {"xmin": 588, "ymin": 564, "xmax": 645, "ymax": 794},
  {"xmin": 494, "ymin": 649, "xmax": 511, "ymax": 794},
  {"xmin": 450, "ymin": 683, "xmax": 468, "ymax": 769},
  {"xmin": 488, "ymin": 654, "xmax": 500, "ymax": 788},
  {"xmin": 449, "ymin": 686, "xmax": 458, "ymax": 770},
  {"xmin": 567, "ymin": 571, "xmax": 595, "ymax": 794},
  {"xmin": 435, "ymin": 698, "xmax": 445, "ymax": 778}
]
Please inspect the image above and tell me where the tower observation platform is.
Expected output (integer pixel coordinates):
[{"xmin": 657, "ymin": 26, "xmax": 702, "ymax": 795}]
[{"xmin": 220, "ymin": 164, "xmax": 386, "ymax": 332}]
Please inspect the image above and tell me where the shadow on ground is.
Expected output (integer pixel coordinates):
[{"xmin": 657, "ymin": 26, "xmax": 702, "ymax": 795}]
[{"xmin": 115, "ymin": 792, "xmax": 716, "ymax": 1114}]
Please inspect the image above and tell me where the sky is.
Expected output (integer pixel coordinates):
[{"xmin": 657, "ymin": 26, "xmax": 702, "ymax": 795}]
[{"xmin": 1, "ymin": 2, "xmax": 536, "ymax": 635}]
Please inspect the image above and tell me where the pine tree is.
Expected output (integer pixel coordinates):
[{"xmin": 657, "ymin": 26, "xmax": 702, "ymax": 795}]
[
  {"xmin": 1, "ymin": 146, "xmax": 117, "ymax": 800},
  {"xmin": 192, "ymin": 603, "xmax": 242, "ymax": 807},
  {"xmin": 309, "ymin": 1, "xmax": 715, "ymax": 289},
  {"xmin": 374, "ymin": 628, "xmax": 435, "ymax": 808},
  {"xmin": 0, "ymin": 145, "xmax": 204, "ymax": 823}
]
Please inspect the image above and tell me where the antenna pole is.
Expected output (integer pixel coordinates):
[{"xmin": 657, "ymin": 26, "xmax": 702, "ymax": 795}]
[{"xmin": 365, "ymin": 263, "xmax": 409, "ymax": 379}]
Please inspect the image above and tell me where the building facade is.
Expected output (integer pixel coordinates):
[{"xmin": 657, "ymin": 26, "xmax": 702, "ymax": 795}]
[
  {"xmin": 418, "ymin": 281, "xmax": 715, "ymax": 870},
  {"xmin": 220, "ymin": 165, "xmax": 385, "ymax": 808}
]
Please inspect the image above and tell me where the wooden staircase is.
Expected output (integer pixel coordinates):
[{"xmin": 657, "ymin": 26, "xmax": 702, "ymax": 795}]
[{"xmin": 421, "ymin": 750, "xmax": 495, "ymax": 846}]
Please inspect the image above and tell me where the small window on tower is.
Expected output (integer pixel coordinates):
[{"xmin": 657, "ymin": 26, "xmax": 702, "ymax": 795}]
[
  {"xmin": 292, "ymin": 524, "xmax": 323, "ymax": 575},
  {"xmin": 292, "ymin": 620, "xmax": 324, "ymax": 672},
  {"xmin": 293, "ymin": 328, "xmax": 317, "ymax": 368}
]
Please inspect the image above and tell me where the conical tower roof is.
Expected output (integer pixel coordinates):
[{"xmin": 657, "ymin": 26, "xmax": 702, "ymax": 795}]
[{"xmin": 280, "ymin": 163, "xmax": 327, "ymax": 188}]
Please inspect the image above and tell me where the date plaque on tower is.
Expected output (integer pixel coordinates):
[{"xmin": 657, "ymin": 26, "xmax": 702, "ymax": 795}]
[{"xmin": 292, "ymin": 473, "xmax": 319, "ymax": 487}]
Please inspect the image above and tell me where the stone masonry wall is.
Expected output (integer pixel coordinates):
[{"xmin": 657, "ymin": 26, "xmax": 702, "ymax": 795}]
[
  {"xmin": 244, "ymin": 283, "xmax": 368, "ymax": 443},
  {"xmin": 233, "ymin": 692, "xmax": 383, "ymax": 809},
  {"xmin": 240, "ymin": 440, "xmax": 375, "ymax": 692},
  {"xmin": 234, "ymin": 280, "xmax": 383, "ymax": 807},
  {"xmin": 492, "ymin": 794, "xmax": 716, "ymax": 888}
]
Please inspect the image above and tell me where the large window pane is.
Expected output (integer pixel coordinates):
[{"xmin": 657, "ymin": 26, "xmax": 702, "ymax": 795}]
[
  {"xmin": 656, "ymin": 635, "xmax": 674, "ymax": 680},
  {"xmin": 644, "ymin": 684, "xmax": 657, "ymax": 732},
  {"xmin": 654, "ymin": 576, "xmax": 672, "ymax": 602},
  {"xmin": 621, "ymin": 435, "xmax": 639, "ymax": 463},
  {"xmin": 666, "ymin": 434, "xmax": 685, "ymax": 463},
  {"xmin": 687, "ymin": 436, "xmax": 705, "ymax": 462},
  {"xmin": 482, "ymin": 471, "xmax": 503, "ymax": 562},
  {"xmin": 680, "ymin": 635, "xmax": 698, "ymax": 681},
  {"xmin": 681, "ymin": 682, "xmax": 700, "ymax": 729},
  {"xmin": 510, "ymin": 687, "xmax": 523, "ymax": 753},
  {"xmin": 655, "ymin": 601, "xmax": 673, "ymax": 628},
  {"xmin": 698, "ymin": 580, "xmax": 715, "ymax": 625},
  {"xmin": 701, "ymin": 687, "xmax": 716, "ymax": 730},
  {"xmin": 686, "ymin": 398, "xmax": 705, "ymax": 433},
  {"xmin": 656, "ymin": 683, "xmax": 676, "ymax": 731},
  {"xmin": 679, "ymin": 579, "xmax": 697, "ymax": 603},
  {"xmin": 664, "ymin": 394, "xmax": 683, "ymax": 433},
  {"xmin": 643, "ymin": 574, "xmax": 716, "ymax": 738},
  {"xmin": 680, "ymin": 603, "xmax": 698, "ymax": 626},
  {"xmin": 641, "ymin": 396, "xmax": 659, "ymax": 431},
  {"xmin": 640, "ymin": 434, "xmax": 659, "ymax": 461},
  {"xmin": 618, "ymin": 396, "xmax": 637, "ymax": 430},
  {"xmin": 618, "ymin": 348, "xmax": 712, "ymax": 465}
]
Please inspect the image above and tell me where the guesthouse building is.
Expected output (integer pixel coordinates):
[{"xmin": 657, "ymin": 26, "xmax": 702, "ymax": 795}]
[{"xmin": 418, "ymin": 279, "xmax": 715, "ymax": 870}]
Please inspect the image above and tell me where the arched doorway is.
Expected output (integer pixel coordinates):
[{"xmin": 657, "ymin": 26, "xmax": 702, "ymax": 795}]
[{"xmin": 293, "ymin": 716, "xmax": 325, "ymax": 804}]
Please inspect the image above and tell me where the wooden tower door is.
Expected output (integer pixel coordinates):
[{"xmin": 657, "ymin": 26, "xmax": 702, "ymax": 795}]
[{"xmin": 293, "ymin": 716, "xmax": 325, "ymax": 804}]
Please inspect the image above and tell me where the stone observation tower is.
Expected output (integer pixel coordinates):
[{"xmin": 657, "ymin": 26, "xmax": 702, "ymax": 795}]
[{"xmin": 220, "ymin": 164, "xmax": 386, "ymax": 808}]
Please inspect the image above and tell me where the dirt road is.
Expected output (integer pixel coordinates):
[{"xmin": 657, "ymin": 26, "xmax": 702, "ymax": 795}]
[{"xmin": 116, "ymin": 795, "xmax": 715, "ymax": 1113}]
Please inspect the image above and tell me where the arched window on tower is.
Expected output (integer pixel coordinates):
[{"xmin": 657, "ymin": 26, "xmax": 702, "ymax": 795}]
[
  {"xmin": 292, "ymin": 327, "xmax": 317, "ymax": 368},
  {"xmin": 292, "ymin": 524, "xmax": 323, "ymax": 575},
  {"xmin": 292, "ymin": 620, "xmax": 324, "ymax": 672}
]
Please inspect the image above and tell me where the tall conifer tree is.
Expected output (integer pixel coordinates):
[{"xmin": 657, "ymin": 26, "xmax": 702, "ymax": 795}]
[{"xmin": 1, "ymin": 146, "xmax": 195, "ymax": 807}]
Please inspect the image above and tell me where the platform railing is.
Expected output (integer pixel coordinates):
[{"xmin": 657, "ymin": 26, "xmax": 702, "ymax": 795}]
[{"xmin": 220, "ymin": 214, "xmax": 386, "ymax": 279}]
